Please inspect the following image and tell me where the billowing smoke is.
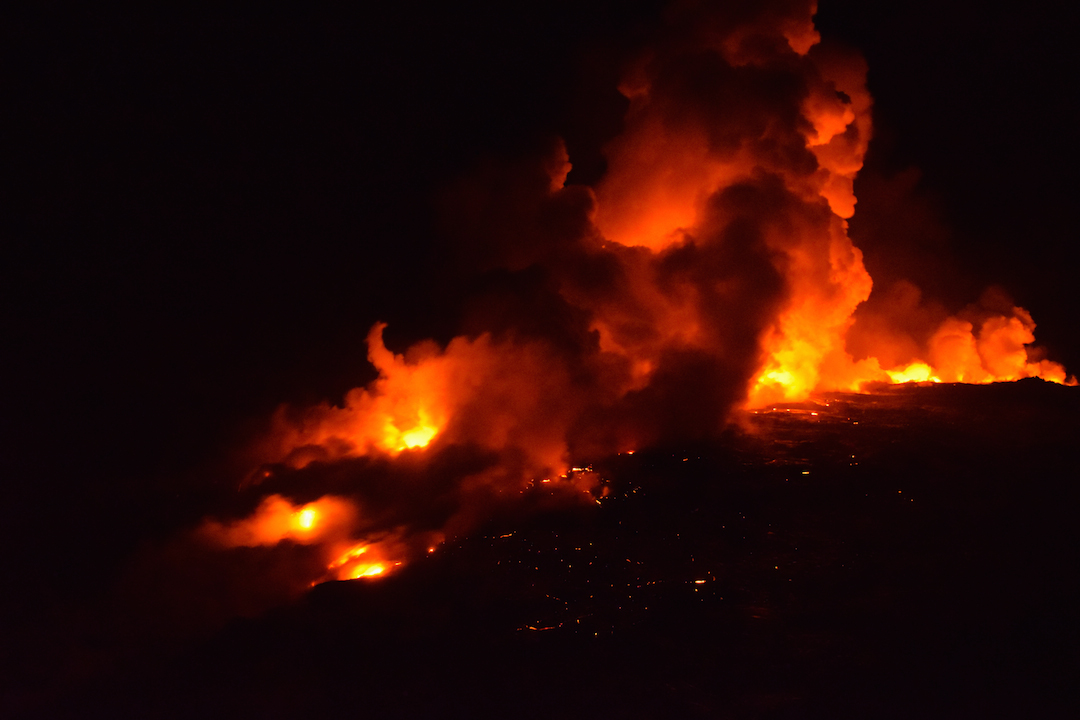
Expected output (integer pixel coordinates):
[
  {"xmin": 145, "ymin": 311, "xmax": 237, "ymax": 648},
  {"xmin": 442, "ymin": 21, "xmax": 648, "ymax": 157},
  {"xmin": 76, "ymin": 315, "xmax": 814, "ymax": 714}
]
[{"xmin": 123, "ymin": 0, "xmax": 1068, "ymax": 634}]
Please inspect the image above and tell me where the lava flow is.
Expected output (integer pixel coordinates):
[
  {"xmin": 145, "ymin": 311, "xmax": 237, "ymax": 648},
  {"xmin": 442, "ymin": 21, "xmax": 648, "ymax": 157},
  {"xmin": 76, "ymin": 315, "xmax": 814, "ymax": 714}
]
[{"xmin": 191, "ymin": 0, "xmax": 1070, "ymax": 601}]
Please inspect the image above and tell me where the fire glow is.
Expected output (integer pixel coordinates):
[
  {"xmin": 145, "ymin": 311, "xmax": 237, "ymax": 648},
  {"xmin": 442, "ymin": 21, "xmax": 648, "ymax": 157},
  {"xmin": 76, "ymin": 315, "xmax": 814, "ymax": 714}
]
[
  {"xmin": 199, "ymin": 0, "xmax": 1071, "ymax": 593},
  {"xmin": 198, "ymin": 493, "xmax": 410, "ymax": 583},
  {"xmin": 198, "ymin": 494, "xmax": 357, "ymax": 548}
]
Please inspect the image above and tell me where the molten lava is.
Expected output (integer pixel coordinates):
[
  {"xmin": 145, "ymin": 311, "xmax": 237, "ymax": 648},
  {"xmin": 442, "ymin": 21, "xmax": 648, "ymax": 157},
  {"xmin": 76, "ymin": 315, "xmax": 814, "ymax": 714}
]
[
  {"xmin": 198, "ymin": 493, "xmax": 415, "ymax": 584},
  {"xmin": 326, "ymin": 542, "xmax": 398, "ymax": 581}
]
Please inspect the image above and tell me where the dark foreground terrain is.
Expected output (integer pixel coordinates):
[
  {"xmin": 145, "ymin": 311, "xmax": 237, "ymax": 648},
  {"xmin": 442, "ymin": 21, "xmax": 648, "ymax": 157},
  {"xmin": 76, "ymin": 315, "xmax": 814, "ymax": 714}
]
[{"xmin": 6, "ymin": 379, "xmax": 1079, "ymax": 719}]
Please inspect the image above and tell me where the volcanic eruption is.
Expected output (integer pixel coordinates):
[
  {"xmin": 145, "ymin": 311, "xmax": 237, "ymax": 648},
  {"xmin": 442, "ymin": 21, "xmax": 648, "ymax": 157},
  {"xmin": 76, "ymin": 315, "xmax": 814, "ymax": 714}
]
[
  {"xmin": 183, "ymin": 0, "xmax": 1072, "ymax": 602},
  {"xmin": 9, "ymin": 2, "xmax": 1078, "ymax": 717}
]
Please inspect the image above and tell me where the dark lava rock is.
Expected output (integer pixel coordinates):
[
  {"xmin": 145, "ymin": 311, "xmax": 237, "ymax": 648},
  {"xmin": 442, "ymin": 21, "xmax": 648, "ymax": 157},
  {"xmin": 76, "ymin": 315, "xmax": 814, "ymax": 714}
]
[{"xmin": 5, "ymin": 380, "xmax": 1079, "ymax": 719}]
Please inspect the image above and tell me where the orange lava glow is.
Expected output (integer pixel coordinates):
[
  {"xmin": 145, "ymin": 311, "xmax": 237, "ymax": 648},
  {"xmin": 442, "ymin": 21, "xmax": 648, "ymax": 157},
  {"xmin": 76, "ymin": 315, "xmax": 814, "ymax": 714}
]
[
  {"xmin": 198, "ymin": 495, "xmax": 358, "ymax": 548},
  {"xmin": 296, "ymin": 507, "xmax": 317, "ymax": 530},
  {"xmin": 326, "ymin": 541, "xmax": 402, "ymax": 581},
  {"xmin": 198, "ymin": 495, "xmax": 412, "ymax": 584},
  {"xmin": 265, "ymin": 322, "xmax": 449, "ymax": 463},
  {"xmin": 258, "ymin": 322, "xmax": 579, "ymax": 479}
]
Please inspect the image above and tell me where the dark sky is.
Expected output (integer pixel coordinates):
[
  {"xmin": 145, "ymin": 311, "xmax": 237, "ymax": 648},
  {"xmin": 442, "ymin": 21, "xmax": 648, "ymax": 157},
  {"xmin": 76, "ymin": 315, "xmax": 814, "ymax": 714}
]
[{"xmin": 4, "ymin": 0, "xmax": 1079, "ymax": 599}]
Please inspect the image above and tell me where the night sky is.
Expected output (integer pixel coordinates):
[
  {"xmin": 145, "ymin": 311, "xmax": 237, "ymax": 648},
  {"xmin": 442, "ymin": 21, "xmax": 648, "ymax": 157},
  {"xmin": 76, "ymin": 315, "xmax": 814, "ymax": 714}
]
[{"xmin": 4, "ymin": 1, "xmax": 1079, "ymax": 715}]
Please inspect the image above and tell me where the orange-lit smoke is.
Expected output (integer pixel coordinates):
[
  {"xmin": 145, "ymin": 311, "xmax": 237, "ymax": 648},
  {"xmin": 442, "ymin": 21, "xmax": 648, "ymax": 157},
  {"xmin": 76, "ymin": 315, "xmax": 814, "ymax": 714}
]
[
  {"xmin": 215, "ymin": 322, "xmax": 594, "ymax": 587},
  {"xmin": 585, "ymin": 0, "xmax": 1070, "ymax": 404},
  {"xmin": 257, "ymin": 322, "xmax": 580, "ymax": 479},
  {"xmin": 193, "ymin": 0, "xmax": 1069, "ymax": 599}
]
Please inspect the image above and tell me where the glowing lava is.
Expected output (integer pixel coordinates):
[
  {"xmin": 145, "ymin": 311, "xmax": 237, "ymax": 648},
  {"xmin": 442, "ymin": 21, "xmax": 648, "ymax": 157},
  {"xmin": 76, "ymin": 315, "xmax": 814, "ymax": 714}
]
[
  {"xmin": 327, "ymin": 543, "xmax": 395, "ymax": 581},
  {"xmin": 885, "ymin": 362, "xmax": 937, "ymax": 385},
  {"xmin": 296, "ymin": 507, "xmax": 318, "ymax": 530},
  {"xmin": 198, "ymin": 495, "xmax": 357, "ymax": 548}
]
